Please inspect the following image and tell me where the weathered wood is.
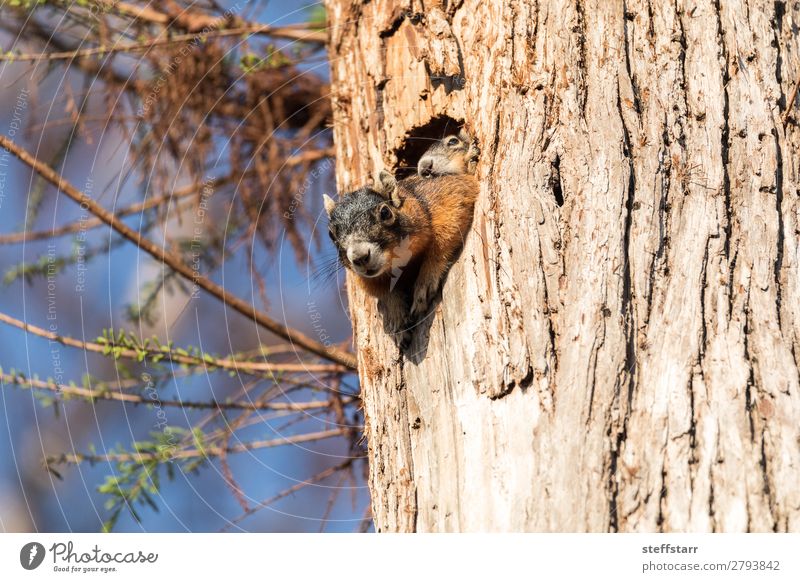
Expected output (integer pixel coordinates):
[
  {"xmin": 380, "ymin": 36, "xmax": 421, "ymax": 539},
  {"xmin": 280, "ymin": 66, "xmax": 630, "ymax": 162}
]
[{"xmin": 326, "ymin": 0, "xmax": 800, "ymax": 532}]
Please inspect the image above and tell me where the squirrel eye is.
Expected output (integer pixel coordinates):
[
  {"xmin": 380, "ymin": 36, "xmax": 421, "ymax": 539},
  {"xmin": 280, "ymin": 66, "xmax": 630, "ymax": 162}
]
[
  {"xmin": 378, "ymin": 204, "xmax": 394, "ymax": 223},
  {"xmin": 328, "ymin": 228, "xmax": 337, "ymax": 242},
  {"xmin": 447, "ymin": 136, "xmax": 461, "ymax": 147}
]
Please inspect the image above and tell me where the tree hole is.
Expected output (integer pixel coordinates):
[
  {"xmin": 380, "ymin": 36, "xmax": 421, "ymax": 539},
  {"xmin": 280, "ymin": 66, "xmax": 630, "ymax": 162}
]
[
  {"xmin": 392, "ymin": 116, "xmax": 465, "ymax": 179},
  {"xmin": 551, "ymin": 155, "xmax": 565, "ymax": 207}
]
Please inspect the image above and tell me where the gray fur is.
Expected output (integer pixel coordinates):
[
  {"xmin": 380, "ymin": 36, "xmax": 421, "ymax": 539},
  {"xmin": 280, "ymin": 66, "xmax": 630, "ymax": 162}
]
[
  {"xmin": 328, "ymin": 187, "xmax": 384, "ymax": 239},
  {"xmin": 327, "ymin": 187, "xmax": 404, "ymax": 277}
]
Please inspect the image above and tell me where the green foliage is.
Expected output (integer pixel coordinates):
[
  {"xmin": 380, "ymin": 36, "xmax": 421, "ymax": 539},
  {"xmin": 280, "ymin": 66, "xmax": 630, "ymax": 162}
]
[
  {"xmin": 95, "ymin": 327, "xmax": 225, "ymax": 371},
  {"xmin": 3, "ymin": 252, "xmax": 69, "ymax": 285},
  {"xmin": 239, "ymin": 45, "xmax": 294, "ymax": 74},
  {"xmin": 305, "ymin": 4, "xmax": 327, "ymax": 30},
  {"xmin": 97, "ymin": 427, "xmax": 201, "ymax": 532},
  {"xmin": 96, "ymin": 328, "xmax": 182, "ymax": 366},
  {"xmin": 7, "ymin": 0, "xmax": 46, "ymax": 9},
  {"xmin": 3, "ymin": 237, "xmax": 120, "ymax": 285}
]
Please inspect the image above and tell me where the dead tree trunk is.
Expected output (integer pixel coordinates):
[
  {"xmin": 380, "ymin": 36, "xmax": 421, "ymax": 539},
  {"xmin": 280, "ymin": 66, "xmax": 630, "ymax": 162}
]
[{"xmin": 325, "ymin": 0, "xmax": 800, "ymax": 532}]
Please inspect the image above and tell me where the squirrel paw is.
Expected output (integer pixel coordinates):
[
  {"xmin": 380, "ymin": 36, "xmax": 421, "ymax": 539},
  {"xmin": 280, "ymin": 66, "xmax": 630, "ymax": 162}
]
[
  {"xmin": 396, "ymin": 329, "xmax": 413, "ymax": 351},
  {"xmin": 376, "ymin": 304, "xmax": 414, "ymax": 352},
  {"xmin": 383, "ymin": 318, "xmax": 412, "ymax": 351},
  {"xmin": 379, "ymin": 307, "xmax": 413, "ymax": 351},
  {"xmin": 410, "ymin": 280, "xmax": 439, "ymax": 319},
  {"xmin": 381, "ymin": 308, "xmax": 407, "ymax": 335}
]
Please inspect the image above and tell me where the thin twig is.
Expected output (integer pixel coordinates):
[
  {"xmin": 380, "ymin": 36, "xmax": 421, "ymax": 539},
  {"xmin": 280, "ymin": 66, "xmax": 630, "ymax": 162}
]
[
  {"xmin": 1, "ymin": 371, "xmax": 347, "ymax": 411},
  {"xmin": 358, "ymin": 504, "xmax": 373, "ymax": 533},
  {"xmin": 318, "ymin": 471, "xmax": 347, "ymax": 532},
  {"xmin": 0, "ymin": 25, "xmax": 326, "ymax": 62},
  {"xmin": 46, "ymin": 428, "xmax": 349, "ymax": 465},
  {"xmin": 222, "ymin": 459, "xmax": 355, "ymax": 531}
]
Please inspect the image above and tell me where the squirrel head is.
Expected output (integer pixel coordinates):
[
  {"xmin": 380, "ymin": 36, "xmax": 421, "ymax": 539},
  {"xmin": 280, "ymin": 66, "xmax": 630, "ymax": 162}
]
[
  {"xmin": 417, "ymin": 129, "xmax": 479, "ymax": 177},
  {"xmin": 323, "ymin": 171, "xmax": 410, "ymax": 279}
]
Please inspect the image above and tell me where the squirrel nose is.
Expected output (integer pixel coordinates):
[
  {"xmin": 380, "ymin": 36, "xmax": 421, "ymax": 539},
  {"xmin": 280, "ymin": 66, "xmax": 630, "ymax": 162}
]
[
  {"xmin": 418, "ymin": 157, "xmax": 433, "ymax": 177},
  {"xmin": 348, "ymin": 247, "xmax": 371, "ymax": 267}
]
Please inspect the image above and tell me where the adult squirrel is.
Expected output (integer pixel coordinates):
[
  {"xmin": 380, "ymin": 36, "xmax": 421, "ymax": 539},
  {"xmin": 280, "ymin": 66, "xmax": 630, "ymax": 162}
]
[{"xmin": 323, "ymin": 132, "xmax": 479, "ymax": 346}]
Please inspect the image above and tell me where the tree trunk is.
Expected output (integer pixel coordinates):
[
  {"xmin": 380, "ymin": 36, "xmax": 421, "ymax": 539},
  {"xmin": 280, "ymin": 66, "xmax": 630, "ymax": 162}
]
[{"xmin": 325, "ymin": 0, "xmax": 800, "ymax": 532}]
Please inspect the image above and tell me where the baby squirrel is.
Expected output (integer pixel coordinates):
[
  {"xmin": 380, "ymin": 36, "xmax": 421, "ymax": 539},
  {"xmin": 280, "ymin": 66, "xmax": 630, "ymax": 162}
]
[
  {"xmin": 417, "ymin": 129, "xmax": 480, "ymax": 178},
  {"xmin": 324, "ymin": 132, "xmax": 479, "ymax": 346}
]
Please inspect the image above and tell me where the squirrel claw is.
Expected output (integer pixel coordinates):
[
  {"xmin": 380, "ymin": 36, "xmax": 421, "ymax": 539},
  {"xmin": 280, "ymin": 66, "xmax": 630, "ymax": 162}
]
[
  {"xmin": 410, "ymin": 281, "xmax": 438, "ymax": 319},
  {"xmin": 396, "ymin": 330, "xmax": 413, "ymax": 351}
]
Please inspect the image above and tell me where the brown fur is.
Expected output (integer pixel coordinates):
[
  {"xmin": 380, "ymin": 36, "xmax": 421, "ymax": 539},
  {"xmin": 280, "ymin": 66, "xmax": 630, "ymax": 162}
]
[
  {"xmin": 404, "ymin": 175, "xmax": 478, "ymax": 317},
  {"xmin": 354, "ymin": 175, "xmax": 476, "ymax": 289},
  {"xmin": 330, "ymin": 173, "xmax": 478, "ymax": 346},
  {"xmin": 417, "ymin": 130, "xmax": 480, "ymax": 177},
  {"xmin": 357, "ymin": 175, "xmax": 478, "ymax": 325}
]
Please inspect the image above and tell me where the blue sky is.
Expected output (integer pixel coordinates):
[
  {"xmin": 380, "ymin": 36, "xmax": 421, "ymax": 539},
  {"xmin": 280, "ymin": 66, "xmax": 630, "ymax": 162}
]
[{"xmin": 0, "ymin": 0, "xmax": 368, "ymax": 533}]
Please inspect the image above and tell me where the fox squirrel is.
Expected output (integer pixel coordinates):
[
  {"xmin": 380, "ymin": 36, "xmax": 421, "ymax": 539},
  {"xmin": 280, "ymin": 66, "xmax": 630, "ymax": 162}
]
[
  {"xmin": 417, "ymin": 129, "xmax": 480, "ymax": 177},
  {"xmin": 324, "ymin": 168, "xmax": 478, "ymax": 347}
]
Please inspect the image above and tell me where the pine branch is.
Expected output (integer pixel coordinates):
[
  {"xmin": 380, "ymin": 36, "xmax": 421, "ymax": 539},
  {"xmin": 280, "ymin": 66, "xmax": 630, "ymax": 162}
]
[
  {"xmin": 46, "ymin": 428, "xmax": 349, "ymax": 465},
  {"xmin": 0, "ymin": 311, "xmax": 346, "ymax": 374},
  {"xmin": 1, "ymin": 370, "xmax": 350, "ymax": 411}
]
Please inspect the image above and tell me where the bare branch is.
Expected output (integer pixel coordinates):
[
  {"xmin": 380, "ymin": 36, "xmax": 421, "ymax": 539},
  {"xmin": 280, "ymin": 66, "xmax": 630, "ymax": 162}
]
[
  {"xmin": 90, "ymin": 1, "xmax": 326, "ymax": 42},
  {"xmin": 0, "ymin": 136, "xmax": 357, "ymax": 369},
  {"xmin": 0, "ymin": 25, "xmax": 327, "ymax": 62},
  {"xmin": 0, "ymin": 311, "xmax": 347, "ymax": 374},
  {"xmin": 222, "ymin": 459, "xmax": 356, "ymax": 531},
  {"xmin": 1, "ymin": 371, "xmax": 349, "ymax": 411},
  {"xmin": 0, "ymin": 146, "xmax": 334, "ymax": 244}
]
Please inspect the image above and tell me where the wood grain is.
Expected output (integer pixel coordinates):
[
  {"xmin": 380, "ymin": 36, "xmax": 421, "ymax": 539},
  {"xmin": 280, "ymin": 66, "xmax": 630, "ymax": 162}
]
[{"xmin": 326, "ymin": 0, "xmax": 800, "ymax": 532}]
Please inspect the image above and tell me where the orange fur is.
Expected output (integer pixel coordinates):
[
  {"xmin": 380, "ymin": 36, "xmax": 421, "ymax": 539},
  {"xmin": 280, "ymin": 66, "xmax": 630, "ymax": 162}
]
[
  {"xmin": 343, "ymin": 173, "xmax": 478, "ymax": 339},
  {"xmin": 398, "ymin": 175, "xmax": 478, "ymax": 318},
  {"xmin": 420, "ymin": 175, "xmax": 479, "ymax": 270}
]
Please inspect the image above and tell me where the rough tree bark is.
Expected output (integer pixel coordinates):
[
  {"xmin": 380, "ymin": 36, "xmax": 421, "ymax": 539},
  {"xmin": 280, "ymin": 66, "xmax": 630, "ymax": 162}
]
[{"xmin": 325, "ymin": 0, "xmax": 800, "ymax": 532}]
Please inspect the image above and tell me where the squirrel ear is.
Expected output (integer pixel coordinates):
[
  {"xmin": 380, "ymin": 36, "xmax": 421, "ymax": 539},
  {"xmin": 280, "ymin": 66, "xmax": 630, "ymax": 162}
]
[
  {"xmin": 377, "ymin": 170, "xmax": 396, "ymax": 194},
  {"xmin": 377, "ymin": 171, "xmax": 402, "ymax": 207},
  {"xmin": 458, "ymin": 128, "xmax": 472, "ymax": 143},
  {"xmin": 323, "ymin": 194, "xmax": 336, "ymax": 217}
]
